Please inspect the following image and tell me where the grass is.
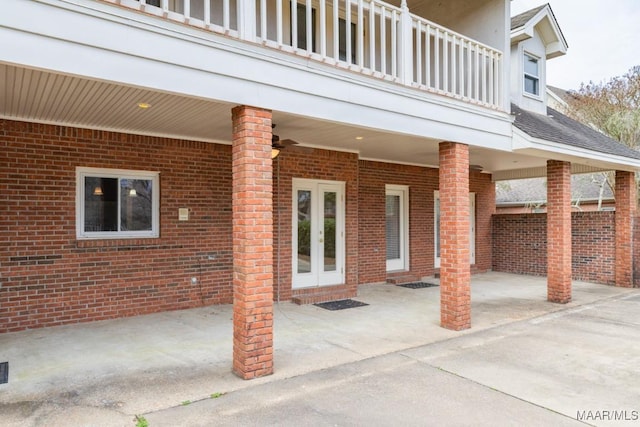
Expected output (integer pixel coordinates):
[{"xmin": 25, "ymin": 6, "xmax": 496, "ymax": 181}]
[{"xmin": 134, "ymin": 415, "xmax": 148, "ymax": 427}]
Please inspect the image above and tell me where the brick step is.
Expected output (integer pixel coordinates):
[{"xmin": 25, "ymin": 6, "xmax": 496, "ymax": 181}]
[
  {"xmin": 386, "ymin": 273, "xmax": 421, "ymax": 285},
  {"xmin": 292, "ymin": 289, "xmax": 356, "ymax": 305}
]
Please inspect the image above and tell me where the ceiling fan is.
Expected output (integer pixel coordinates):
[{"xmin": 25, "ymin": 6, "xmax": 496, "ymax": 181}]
[{"xmin": 271, "ymin": 124, "xmax": 299, "ymax": 158}]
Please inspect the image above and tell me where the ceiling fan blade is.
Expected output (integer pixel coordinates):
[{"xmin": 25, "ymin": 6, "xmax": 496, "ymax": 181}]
[{"xmin": 278, "ymin": 139, "xmax": 299, "ymax": 147}]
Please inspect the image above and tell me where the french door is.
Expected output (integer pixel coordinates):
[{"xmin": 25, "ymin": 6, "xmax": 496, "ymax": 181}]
[
  {"xmin": 385, "ymin": 185, "xmax": 409, "ymax": 272},
  {"xmin": 434, "ymin": 191, "xmax": 476, "ymax": 268},
  {"xmin": 292, "ymin": 179, "xmax": 345, "ymax": 289}
]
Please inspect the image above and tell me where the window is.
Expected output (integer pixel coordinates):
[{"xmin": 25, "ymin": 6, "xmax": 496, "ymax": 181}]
[
  {"xmin": 139, "ymin": 0, "xmax": 161, "ymax": 6},
  {"xmin": 292, "ymin": 2, "xmax": 317, "ymax": 52},
  {"xmin": 76, "ymin": 167, "xmax": 159, "ymax": 239},
  {"xmin": 338, "ymin": 18, "xmax": 357, "ymax": 63},
  {"xmin": 524, "ymin": 53, "xmax": 540, "ymax": 96}
]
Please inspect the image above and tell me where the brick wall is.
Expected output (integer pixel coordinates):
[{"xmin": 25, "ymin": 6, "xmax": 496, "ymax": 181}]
[
  {"xmin": 492, "ymin": 212, "xmax": 616, "ymax": 285},
  {"xmin": 358, "ymin": 161, "xmax": 494, "ymax": 284},
  {"xmin": 1, "ymin": 117, "xmax": 499, "ymax": 332},
  {"xmin": 0, "ymin": 119, "xmax": 233, "ymax": 332},
  {"xmin": 471, "ymin": 169, "xmax": 495, "ymax": 274},
  {"xmin": 358, "ymin": 161, "xmax": 437, "ymax": 283}
]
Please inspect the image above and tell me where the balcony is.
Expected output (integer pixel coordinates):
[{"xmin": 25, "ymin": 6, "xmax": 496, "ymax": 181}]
[{"xmin": 112, "ymin": 0, "xmax": 503, "ymax": 110}]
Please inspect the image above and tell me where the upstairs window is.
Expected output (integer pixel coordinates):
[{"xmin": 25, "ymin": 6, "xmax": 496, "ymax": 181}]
[
  {"xmin": 76, "ymin": 167, "xmax": 159, "ymax": 239},
  {"xmin": 524, "ymin": 53, "xmax": 540, "ymax": 96},
  {"xmin": 338, "ymin": 18, "xmax": 357, "ymax": 64},
  {"xmin": 292, "ymin": 3, "xmax": 317, "ymax": 52}
]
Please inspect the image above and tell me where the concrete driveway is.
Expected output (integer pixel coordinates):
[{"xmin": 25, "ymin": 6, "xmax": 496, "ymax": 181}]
[{"xmin": 1, "ymin": 272, "xmax": 639, "ymax": 426}]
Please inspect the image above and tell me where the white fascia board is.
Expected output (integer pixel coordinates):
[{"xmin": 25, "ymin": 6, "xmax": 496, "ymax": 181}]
[
  {"xmin": 0, "ymin": 0, "xmax": 512, "ymax": 151},
  {"xmin": 546, "ymin": 41, "xmax": 567, "ymax": 59},
  {"xmin": 512, "ymin": 127, "xmax": 640, "ymax": 170},
  {"xmin": 510, "ymin": 27, "xmax": 533, "ymax": 44}
]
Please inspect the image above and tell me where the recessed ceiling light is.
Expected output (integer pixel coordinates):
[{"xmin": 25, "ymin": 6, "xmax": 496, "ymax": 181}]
[
  {"xmin": 137, "ymin": 102, "xmax": 151, "ymax": 109},
  {"xmin": 355, "ymin": 136, "xmax": 364, "ymax": 140}
]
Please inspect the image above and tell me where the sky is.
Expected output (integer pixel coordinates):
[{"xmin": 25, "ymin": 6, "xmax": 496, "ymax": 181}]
[{"xmin": 511, "ymin": 0, "xmax": 640, "ymax": 90}]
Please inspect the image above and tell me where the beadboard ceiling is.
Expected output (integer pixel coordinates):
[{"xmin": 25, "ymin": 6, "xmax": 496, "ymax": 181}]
[{"xmin": 0, "ymin": 63, "xmax": 556, "ymax": 175}]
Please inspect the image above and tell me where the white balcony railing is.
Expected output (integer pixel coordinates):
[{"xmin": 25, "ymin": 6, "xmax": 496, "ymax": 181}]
[{"xmin": 120, "ymin": 0, "xmax": 503, "ymax": 109}]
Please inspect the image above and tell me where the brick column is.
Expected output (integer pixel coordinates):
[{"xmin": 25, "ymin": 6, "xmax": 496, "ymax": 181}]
[
  {"xmin": 615, "ymin": 170, "xmax": 636, "ymax": 287},
  {"xmin": 231, "ymin": 105, "xmax": 274, "ymax": 379},
  {"xmin": 439, "ymin": 142, "xmax": 470, "ymax": 331},
  {"xmin": 547, "ymin": 160, "xmax": 571, "ymax": 303}
]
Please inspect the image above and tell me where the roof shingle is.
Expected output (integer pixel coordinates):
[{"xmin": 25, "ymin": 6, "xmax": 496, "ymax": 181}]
[
  {"xmin": 511, "ymin": 103, "xmax": 640, "ymax": 160},
  {"xmin": 511, "ymin": 4, "xmax": 548, "ymax": 30}
]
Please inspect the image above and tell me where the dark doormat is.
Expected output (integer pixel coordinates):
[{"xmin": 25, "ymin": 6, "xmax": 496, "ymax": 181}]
[
  {"xmin": 397, "ymin": 282, "xmax": 439, "ymax": 289},
  {"xmin": 314, "ymin": 299, "xmax": 369, "ymax": 311},
  {"xmin": 0, "ymin": 362, "xmax": 8, "ymax": 384}
]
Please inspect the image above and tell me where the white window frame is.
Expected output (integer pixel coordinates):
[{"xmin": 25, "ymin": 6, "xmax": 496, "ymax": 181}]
[
  {"xmin": 76, "ymin": 167, "xmax": 160, "ymax": 239},
  {"xmin": 523, "ymin": 52, "xmax": 541, "ymax": 97},
  {"xmin": 385, "ymin": 184, "xmax": 409, "ymax": 272}
]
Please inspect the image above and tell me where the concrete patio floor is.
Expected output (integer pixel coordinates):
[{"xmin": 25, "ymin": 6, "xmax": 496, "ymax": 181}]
[{"xmin": 1, "ymin": 272, "xmax": 638, "ymax": 426}]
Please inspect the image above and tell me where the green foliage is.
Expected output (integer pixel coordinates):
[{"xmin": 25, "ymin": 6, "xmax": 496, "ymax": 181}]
[
  {"xmin": 134, "ymin": 415, "xmax": 149, "ymax": 427},
  {"xmin": 181, "ymin": 400, "xmax": 191, "ymax": 406},
  {"xmin": 297, "ymin": 219, "xmax": 311, "ymax": 256},
  {"xmin": 297, "ymin": 219, "xmax": 336, "ymax": 258},
  {"xmin": 211, "ymin": 392, "xmax": 225, "ymax": 399}
]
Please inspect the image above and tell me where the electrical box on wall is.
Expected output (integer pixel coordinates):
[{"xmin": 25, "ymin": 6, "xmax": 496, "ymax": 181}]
[{"xmin": 178, "ymin": 208, "xmax": 189, "ymax": 221}]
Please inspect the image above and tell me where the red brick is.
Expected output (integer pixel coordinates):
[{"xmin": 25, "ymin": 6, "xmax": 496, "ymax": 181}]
[
  {"xmin": 0, "ymin": 119, "xmax": 233, "ymax": 333},
  {"xmin": 615, "ymin": 170, "xmax": 636, "ymax": 287},
  {"xmin": 492, "ymin": 212, "xmax": 617, "ymax": 285},
  {"xmin": 438, "ymin": 142, "xmax": 471, "ymax": 331},
  {"xmin": 231, "ymin": 105, "xmax": 274, "ymax": 379},
  {"xmin": 546, "ymin": 160, "xmax": 572, "ymax": 303}
]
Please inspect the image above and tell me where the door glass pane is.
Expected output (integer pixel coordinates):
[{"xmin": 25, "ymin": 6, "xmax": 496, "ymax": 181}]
[
  {"xmin": 323, "ymin": 191, "xmax": 337, "ymax": 272},
  {"xmin": 386, "ymin": 195, "xmax": 401, "ymax": 260},
  {"xmin": 435, "ymin": 196, "xmax": 440, "ymax": 259},
  {"xmin": 297, "ymin": 190, "xmax": 312, "ymax": 274}
]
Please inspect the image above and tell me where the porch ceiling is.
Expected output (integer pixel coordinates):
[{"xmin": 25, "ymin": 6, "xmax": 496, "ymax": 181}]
[{"xmin": 0, "ymin": 62, "xmax": 559, "ymax": 174}]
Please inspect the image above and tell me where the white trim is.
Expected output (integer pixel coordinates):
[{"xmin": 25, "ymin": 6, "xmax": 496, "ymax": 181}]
[
  {"xmin": 385, "ymin": 184, "xmax": 409, "ymax": 272},
  {"xmin": 291, "ymin": 178, "xmax": 345, "ymax": 289},
  {"xmin": 0, "ymin": 0, "xmax": 513, "ymax": 151},
  {"xmin": 76, "ymin": 167, "xmax": 160, "ymax": 239},
  {"xmin": 523, "ymin": 51, "xmax": 541, "ymax": 98}
]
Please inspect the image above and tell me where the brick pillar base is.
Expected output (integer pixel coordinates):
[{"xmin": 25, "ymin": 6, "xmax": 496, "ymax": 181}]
[
  {"xmin": 439, "ymin": 142, "xmax": 471, "ymax": 331},
  {"xmin": 615, "ymin": 170, "xmax": 636, "ymax": 287},
  {"xmin": 547, "ymin": 160, "xmax": 572, "ymax": 303},
  {"xmin": 231, "ymin": 105, "xmax": 274, "ymax": 379}
]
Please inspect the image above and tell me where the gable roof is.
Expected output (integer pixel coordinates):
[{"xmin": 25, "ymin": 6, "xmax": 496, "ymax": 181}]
[
  {"xmin": 511, "ymin": 4, "xmax": 547, "ymax": 30},
  {"xmin": 511, "ymin": 3, "xmax": 568, "ymax": 58},
  {"xmin": 511, "ymin": 103, "xmax": 640, "ymax": 160}
]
